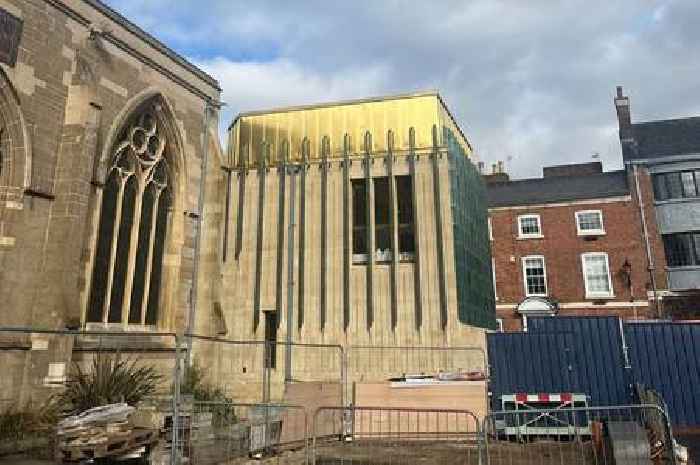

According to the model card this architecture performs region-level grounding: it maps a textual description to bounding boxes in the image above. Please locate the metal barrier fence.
[187,335,344,404]
[0,327,682,465]
[311,406,483,465]
[482,404,677,465]
[171,401,309,464]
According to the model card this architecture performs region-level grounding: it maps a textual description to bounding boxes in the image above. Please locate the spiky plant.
[60,355,162,414]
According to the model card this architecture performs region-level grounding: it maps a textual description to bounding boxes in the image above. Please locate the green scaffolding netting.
[446,128,497,329]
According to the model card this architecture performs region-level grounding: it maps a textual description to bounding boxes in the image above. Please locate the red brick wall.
[490,196,655,331]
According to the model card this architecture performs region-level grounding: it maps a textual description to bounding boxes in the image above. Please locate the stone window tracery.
[0,126,5,178]
[87,107,172,326]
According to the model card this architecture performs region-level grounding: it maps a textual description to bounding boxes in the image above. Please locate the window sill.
[517,235,544,240]
[84,323,159,332]
[666,265,700,271]
[577,231,606,237]
[654,197,700,206]
[585,294,615,300]
[525,293,548,298]
[353,254,368,265]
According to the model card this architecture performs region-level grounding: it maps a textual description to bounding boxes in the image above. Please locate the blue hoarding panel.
[487,331,579,410]
[624,322,700,427]
[528,316,631,407]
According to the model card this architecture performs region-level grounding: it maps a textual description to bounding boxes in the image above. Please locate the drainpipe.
[632,163,660,317]
[187,99,214,364]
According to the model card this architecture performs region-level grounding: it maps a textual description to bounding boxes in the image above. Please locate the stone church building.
[0,0,227,402]
[0,0,494,402]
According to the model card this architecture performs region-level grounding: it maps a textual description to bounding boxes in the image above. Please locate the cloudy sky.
[107,0,700,178]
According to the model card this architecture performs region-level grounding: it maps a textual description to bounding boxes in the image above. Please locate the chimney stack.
[491,163,497,174]
[497,160,504,173]
[614,86,631,131]
[477,161,484,173]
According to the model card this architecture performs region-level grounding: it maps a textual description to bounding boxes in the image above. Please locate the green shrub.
[60,355,162,414]
[0,399,61,441]
[181,361,237,426]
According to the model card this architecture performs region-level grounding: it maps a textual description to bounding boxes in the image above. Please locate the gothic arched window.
[87,107,172,326]
[0,126,5,179]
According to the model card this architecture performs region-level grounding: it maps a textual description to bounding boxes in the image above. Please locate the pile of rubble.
[56,403,158,462]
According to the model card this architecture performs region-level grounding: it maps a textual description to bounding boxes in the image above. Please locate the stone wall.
[0,0,222,402]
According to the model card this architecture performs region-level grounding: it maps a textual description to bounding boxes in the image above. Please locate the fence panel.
[312,406,482,465]
[173,401,308,464]
[625,321,700,427]
[483,404,676,465]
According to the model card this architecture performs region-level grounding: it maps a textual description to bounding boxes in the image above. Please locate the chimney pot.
[491,163,497,174]
[616,86,623,98]
[497,160,504,173]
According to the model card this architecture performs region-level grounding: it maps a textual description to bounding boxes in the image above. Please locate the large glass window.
[352,179,368,263]
[581,253,613,298]
[373,177,391,262]
[395,175,415,260]
[522,255,547,296]
[663,232,700,267]
[653,171,700,201]
[87,107,171,326]
[518,214,542,238]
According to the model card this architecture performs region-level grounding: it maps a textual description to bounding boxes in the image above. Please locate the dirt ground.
[0,456,54,465]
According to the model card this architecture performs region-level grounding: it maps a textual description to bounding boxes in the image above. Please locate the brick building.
[615,87,700,319]
[486,162,654,331]
[487,86,700,331]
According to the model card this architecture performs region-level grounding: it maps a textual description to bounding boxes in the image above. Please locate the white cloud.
[195,57,392,146]
[109,0,700,178]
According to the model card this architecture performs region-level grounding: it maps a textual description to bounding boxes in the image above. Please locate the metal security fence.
[171,401,309,464]
[311,406,483,465]
[482,404,677,465]
[186,335,344,404]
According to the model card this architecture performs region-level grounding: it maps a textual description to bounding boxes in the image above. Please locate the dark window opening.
[396,175,415,259]
[87,171,119,322]
[374,177,391,262]
[109,176,137,323]
[663,232,700,267]
[654,171,700,201]
[264,311,277,369]
[0,127,4,177]
[352,179,368,262]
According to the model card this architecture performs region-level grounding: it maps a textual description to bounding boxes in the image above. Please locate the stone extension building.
[219,93,496,398]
